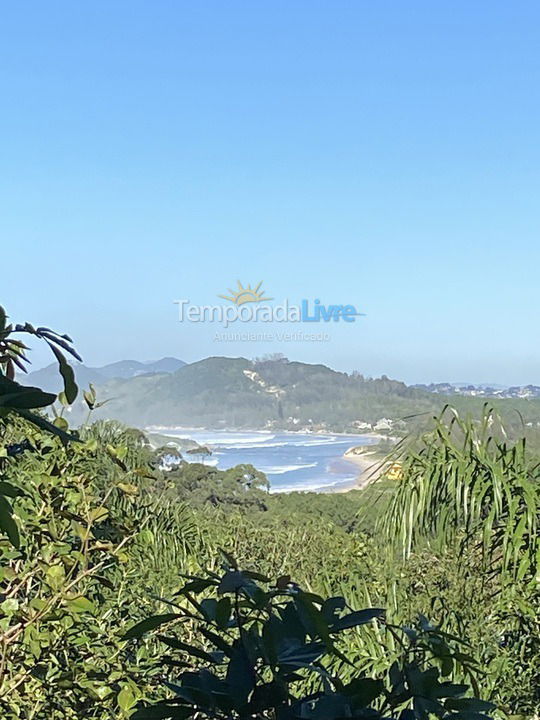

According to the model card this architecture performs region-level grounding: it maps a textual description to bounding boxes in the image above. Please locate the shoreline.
[145,424,388,442]
[338,449,385,492]
[311,450,384,494]
[150,426,387,495]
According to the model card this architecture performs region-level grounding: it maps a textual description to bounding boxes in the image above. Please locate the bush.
[128,559,494,720]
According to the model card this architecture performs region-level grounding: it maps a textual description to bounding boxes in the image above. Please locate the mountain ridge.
[22,357,186,395]
[23,355,540,433]
[70,355,540,432]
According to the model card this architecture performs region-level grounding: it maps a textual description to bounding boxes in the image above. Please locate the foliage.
[382,406,540,581]
[380,406,540,715]
[0,412,200,718]
[129,560,493,720]
[162,461,270,510]
[0,305,81,436]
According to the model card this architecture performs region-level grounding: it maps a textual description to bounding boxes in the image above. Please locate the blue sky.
[1,1,539,385]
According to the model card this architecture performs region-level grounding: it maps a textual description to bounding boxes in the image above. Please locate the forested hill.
[63,356,540,431]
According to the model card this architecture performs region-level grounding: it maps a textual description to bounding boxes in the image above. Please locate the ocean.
[160,429,378,492]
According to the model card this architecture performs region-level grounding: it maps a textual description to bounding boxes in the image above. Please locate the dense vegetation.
[1,308,539,718]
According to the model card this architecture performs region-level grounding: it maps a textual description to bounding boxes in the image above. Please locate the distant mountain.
[96,357,186,380]
[23,363,106,395]
[22,357,186,395]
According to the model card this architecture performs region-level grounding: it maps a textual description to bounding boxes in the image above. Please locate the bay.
[161,428,378,492]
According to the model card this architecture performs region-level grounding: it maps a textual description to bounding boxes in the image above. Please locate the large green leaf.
[330,608,384,632]
[0,496,20,548]
[16,408,79,442]
[226,644,255,709]
[343,677,384,706]
[47,342,78,404]
[277,641,325,667]
[123,613,180,640]
[0,387,56,409]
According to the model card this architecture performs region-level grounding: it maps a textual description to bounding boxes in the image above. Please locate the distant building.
[353,420,372,431]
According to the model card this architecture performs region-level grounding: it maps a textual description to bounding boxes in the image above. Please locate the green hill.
[78,356,540,432]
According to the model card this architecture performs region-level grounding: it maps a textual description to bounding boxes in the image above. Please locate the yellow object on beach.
[385,462,403,480]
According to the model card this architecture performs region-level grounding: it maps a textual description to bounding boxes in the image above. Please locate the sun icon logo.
[219,281,273,306]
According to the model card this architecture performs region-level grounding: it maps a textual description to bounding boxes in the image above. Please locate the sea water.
[160,429,377,492]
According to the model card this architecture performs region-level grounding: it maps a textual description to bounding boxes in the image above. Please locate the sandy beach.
[338,449,384,491]
[313,450,382,494]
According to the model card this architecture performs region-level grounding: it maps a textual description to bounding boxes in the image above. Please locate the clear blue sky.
[1,1,539,385]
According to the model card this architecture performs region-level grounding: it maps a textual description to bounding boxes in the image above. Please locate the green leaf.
[330,608,384,632]
[0,387,56,409]
[47,343,78,404]
[219,549,239,569]
[0,496,20,548]
[343,677,384,705]
[218,570,255,594]
[66,596,96,614]
[157,635,218,663]
[117,483,139,495]
[57,391,69,407]
[46,564,66,590]
[294,592,332,645]
[226,644,255,709]
[434,683,469,699]
[1,598,19,615]
[176,578,217,595]
[117,685,137,712]
[199,627,234,658]
[123,613,180,640]
[0,482,23,498]
[83,386,96,410]
[446,698,496,712]
[54,416,69,431]
[16,408,79,442]
[277,641,325,667]
[241,570,270,582]
[215,597,231,629]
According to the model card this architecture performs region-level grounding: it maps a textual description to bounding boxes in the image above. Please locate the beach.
[154,428,381,493]
[337,448,384,492]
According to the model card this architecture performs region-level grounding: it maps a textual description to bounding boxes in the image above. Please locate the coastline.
[313,450,384,494]
[145,424,388,442]
[338,449,384,492]
[150,426,387,495]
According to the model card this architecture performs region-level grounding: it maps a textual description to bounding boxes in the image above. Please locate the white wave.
[210,434,276,445]
[216,441,287,450]
[184,456,219,467]
[220,435,369,450]
[258,462,318,475]
[270,475,357,493]
[168,432,276,447]
[290,437,339,447]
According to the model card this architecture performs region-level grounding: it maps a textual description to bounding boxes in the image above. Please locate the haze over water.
[163,429,377,492]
